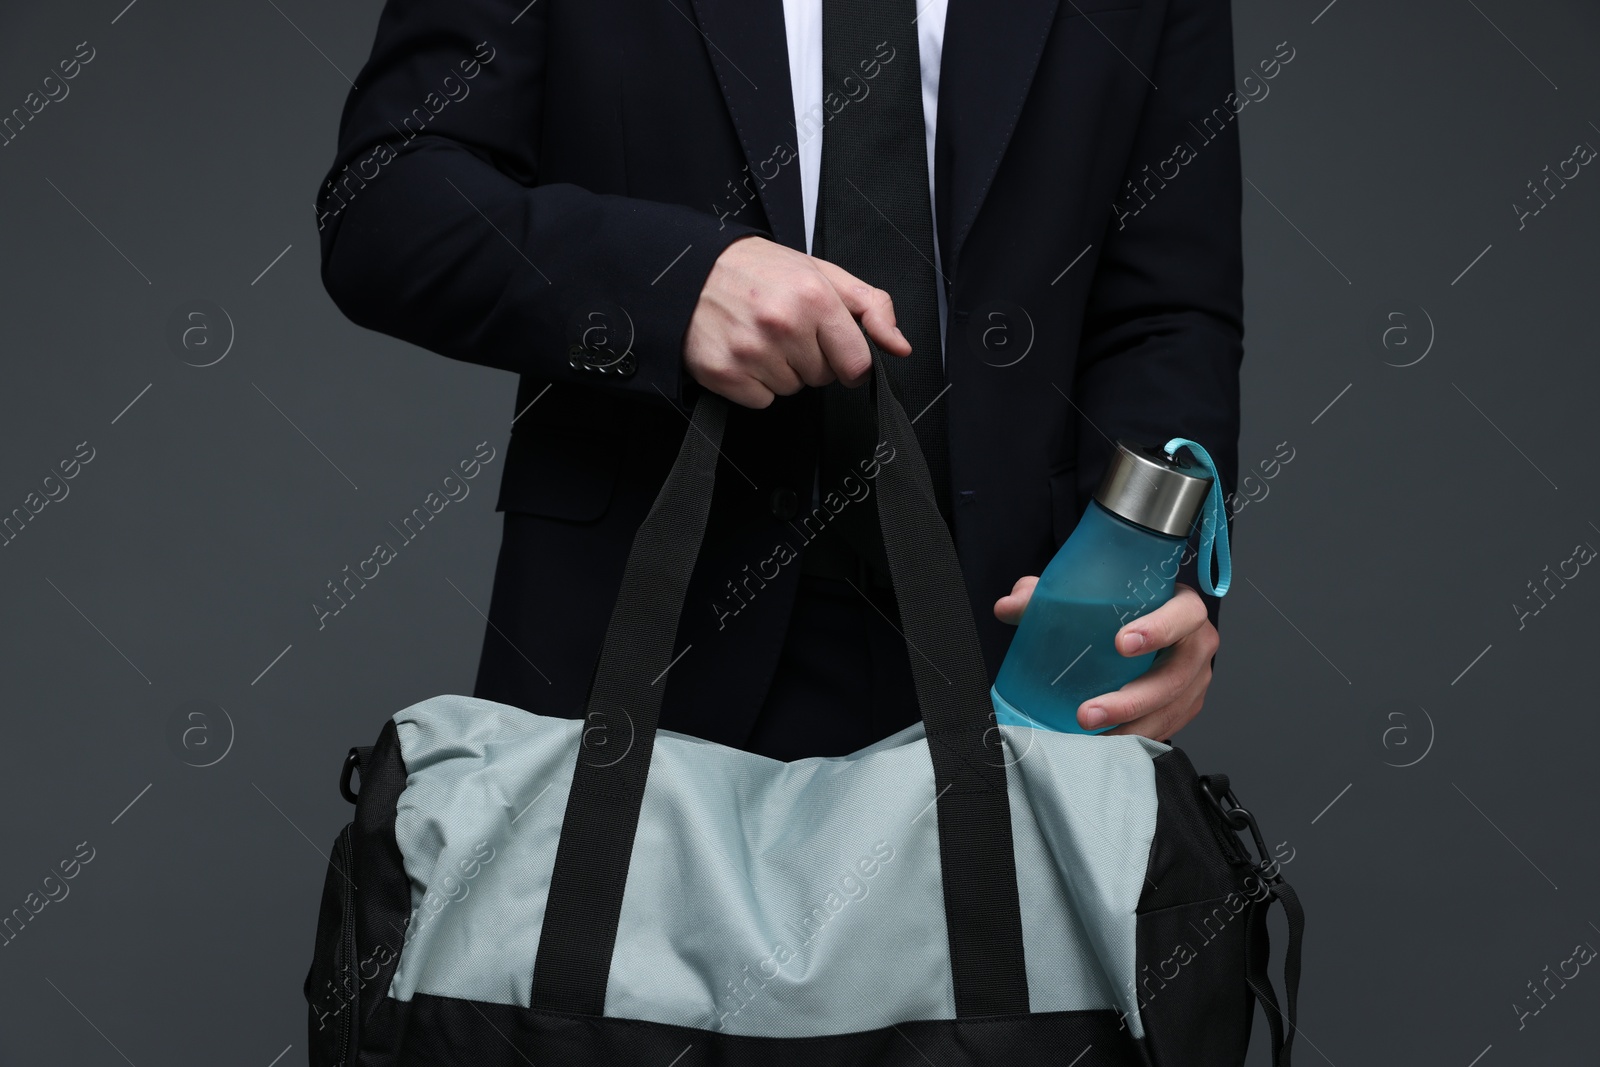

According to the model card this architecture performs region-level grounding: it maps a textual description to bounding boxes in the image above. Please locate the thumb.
[811,259,911,357]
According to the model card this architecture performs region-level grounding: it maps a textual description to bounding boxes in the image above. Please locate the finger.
[703,362,778,409]
[812,259,910,359]
[689,347,783,408]
[993,575,1039,625]
[812,296,874,387]
[801,263,874,385]
[1114,581,1210,657]
[1079,629,1213,730]
[754,270,842,389]
[1103,666,1209,741]
[743,341,809,398]
[724,377,779,409]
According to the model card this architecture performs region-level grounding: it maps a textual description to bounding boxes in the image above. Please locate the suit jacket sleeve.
[315,0,764,408]
[1073,0,1245,636]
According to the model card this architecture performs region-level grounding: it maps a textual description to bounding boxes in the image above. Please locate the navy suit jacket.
[316,0,1244,749]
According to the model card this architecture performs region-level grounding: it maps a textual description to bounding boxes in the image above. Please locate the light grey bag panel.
[608,721,956,1037]
[383,696,1167,1041]
[387,697,581,1008]
[1001,725,1170,1027]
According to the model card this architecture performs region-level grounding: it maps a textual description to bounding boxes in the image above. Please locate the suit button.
[768,486,799,520]
[569,344,637,378]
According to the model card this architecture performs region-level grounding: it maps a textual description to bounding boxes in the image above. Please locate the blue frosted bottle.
[991,438,1232,734]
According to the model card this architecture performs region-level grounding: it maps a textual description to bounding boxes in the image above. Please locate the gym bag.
[303,355,1303,1065]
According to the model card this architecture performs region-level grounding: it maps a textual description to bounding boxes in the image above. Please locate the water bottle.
[991,437,1232,734]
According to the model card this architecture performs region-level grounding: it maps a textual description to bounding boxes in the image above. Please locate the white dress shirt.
[781,0,950,364]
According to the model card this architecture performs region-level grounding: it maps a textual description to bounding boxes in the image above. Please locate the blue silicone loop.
[1162,437,1231,597]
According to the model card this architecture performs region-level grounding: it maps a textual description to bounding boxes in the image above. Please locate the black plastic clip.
[339,747,362,805]
[1199,774,1282,886]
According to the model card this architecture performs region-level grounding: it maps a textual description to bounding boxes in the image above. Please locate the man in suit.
[316,0,1240,759]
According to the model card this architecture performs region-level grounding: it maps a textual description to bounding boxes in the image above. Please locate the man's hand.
[994,578,1218,742]
[684,235,911,408]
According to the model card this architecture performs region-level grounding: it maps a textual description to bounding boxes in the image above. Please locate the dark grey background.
[1,1,1595,1063]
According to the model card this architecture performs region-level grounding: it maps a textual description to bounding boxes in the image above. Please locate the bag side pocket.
[303,822,359,1067]
[1134,749,1262,1063]
[1135,894,1255,1066]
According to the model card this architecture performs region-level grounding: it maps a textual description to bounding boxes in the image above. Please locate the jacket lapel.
[686,0,808,251]
[935,0,1062,277]
[687,0,1063,273]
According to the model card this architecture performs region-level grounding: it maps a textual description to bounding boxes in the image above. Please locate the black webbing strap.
[530,357,1030,1018]
[1245,879,1304,1066]
[530,393,727,1014]
[864,353,1030,1017]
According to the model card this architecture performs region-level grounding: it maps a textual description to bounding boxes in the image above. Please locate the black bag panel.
[306,722,416,1067]
[1134,749,1292,1065]
[358,992,1145,1066]
[1138,748,1253,915]
[305,822,359,1067]
[1130,749,1256,1065]
[1133,896,1254,1067]
[342,719,416,1059]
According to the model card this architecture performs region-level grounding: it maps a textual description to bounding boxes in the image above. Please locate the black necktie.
[811,0,952,578]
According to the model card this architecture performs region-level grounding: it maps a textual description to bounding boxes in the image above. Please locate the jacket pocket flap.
[494,426,625,522]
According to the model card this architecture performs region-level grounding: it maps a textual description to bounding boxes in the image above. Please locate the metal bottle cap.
[1092,439,1213,537]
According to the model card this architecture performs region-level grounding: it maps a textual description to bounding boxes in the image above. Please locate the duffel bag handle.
[532,354,1031,1019]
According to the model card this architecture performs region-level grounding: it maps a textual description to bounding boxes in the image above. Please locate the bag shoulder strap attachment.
[1200,775,1302,1066]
